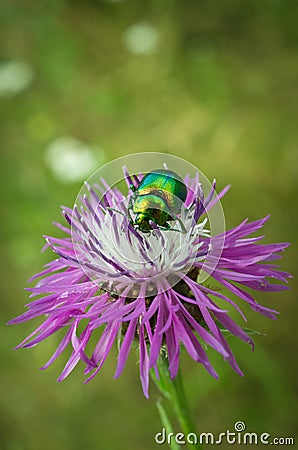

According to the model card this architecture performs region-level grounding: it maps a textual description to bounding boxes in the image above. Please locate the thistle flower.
[8,166,291,398]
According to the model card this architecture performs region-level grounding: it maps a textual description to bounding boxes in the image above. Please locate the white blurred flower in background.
[45,136,106,183]
[122,22,160,55]
[0,60,34,97]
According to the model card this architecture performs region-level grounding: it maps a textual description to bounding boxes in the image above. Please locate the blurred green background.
[1,0,297,449]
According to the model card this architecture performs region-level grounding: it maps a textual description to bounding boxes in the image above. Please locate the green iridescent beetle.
[128,169,188,233]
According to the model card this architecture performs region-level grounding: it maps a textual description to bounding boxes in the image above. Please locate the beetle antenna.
[106,207,126,217]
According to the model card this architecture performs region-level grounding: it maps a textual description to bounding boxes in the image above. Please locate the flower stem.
[151,355,203,449]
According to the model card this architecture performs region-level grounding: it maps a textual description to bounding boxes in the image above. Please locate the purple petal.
[114,317,138,378]
[139,325,150,398]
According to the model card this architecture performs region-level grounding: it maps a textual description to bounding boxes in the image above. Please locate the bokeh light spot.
[122,23,160,55]
[45,137,105,183]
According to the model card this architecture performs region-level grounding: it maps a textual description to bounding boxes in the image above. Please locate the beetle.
[127,169,188,233]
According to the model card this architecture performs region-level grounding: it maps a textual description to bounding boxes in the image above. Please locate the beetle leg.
[127,205,134,224]
[160,226,185,233]
[175,217,187,233]
[157,217,187,233]
[127,194,137,226]
[127,194,133,210]
[155,220,186,234]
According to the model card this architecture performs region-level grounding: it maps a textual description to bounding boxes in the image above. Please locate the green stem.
[151,355,203,450]
[171,366,197,437]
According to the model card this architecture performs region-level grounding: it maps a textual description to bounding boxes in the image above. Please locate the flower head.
[9,165,291,397]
